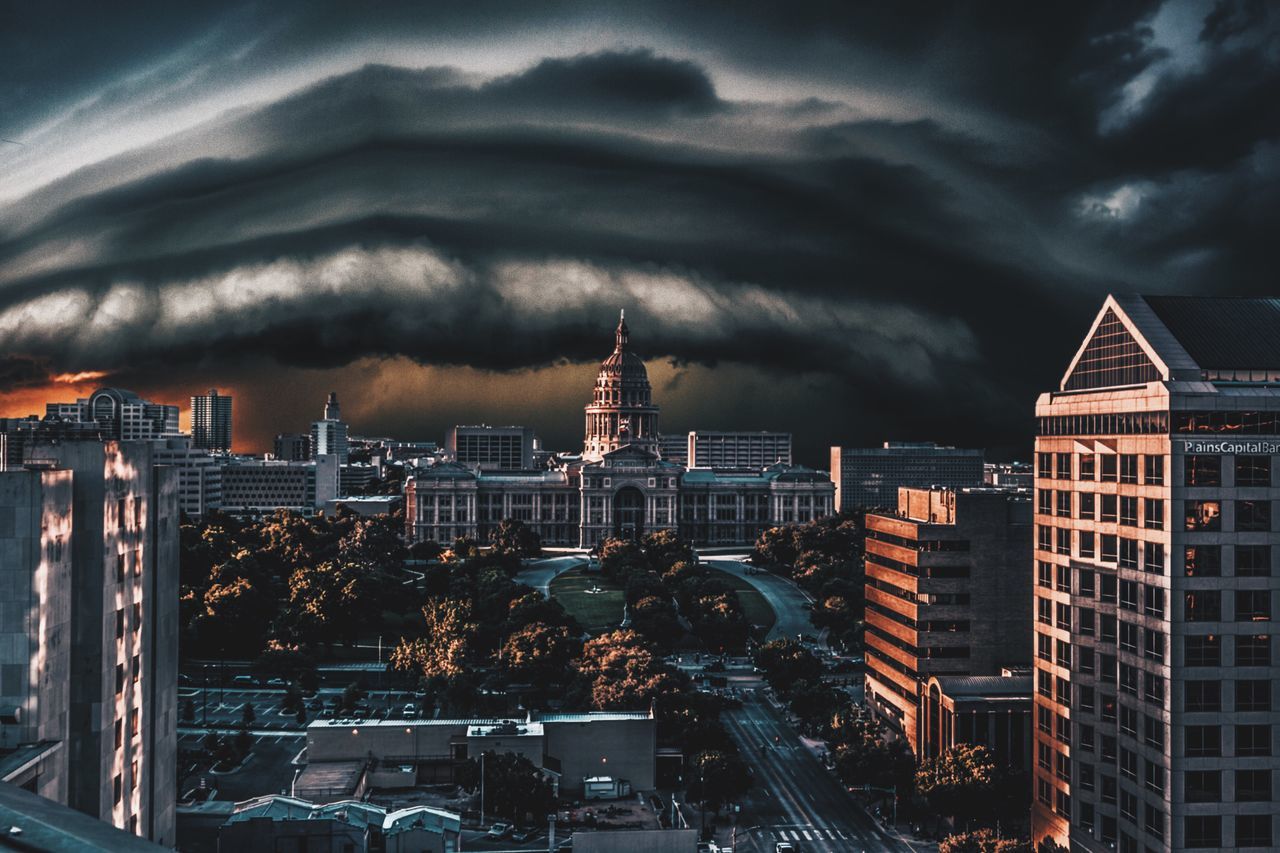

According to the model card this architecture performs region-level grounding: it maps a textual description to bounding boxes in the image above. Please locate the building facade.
[405,315,833,548]
[920,673,1032,773]
[447,425,536,471]
[219,456,339,513]
[273,432,312,461]
[311,392,349,464]
[190,388,232,452]
[1033,295,1280,852]
[0,467,74,804]
[45,388,179,442]
[687,431,793,470]
[150,436,222,518]
[14,441,179,846]
[864,486,1031,754]
[831,441,985,512]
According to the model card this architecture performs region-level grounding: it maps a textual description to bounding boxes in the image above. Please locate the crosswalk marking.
[802,829,812,840]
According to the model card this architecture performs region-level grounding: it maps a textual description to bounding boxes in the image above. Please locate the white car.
[401,703,417,717]
[487,822,512,839]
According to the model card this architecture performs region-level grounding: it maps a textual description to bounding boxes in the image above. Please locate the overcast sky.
[2,1,1278,463]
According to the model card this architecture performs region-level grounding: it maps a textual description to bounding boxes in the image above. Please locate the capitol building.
[405,313,835,548]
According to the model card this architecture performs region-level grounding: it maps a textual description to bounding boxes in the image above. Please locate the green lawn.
[548,569,626,635]
[702,567,777,633]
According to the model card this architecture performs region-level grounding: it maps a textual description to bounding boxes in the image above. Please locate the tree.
[490,519,542,558]
[233,726,253,758]
[286,559,393,646]
[295,706,307,726]
[916,744,998,825]
[195,574,274,658]
[499,622,575,683]
[457,752,554,824]
[753,639,823,696]
[687,750,751,810]
[252,641,317,687]
[787,680,843,726]
[828,707,914,793]
[242,703,256,726]
[574,630,683,710]
[939,829,1031,853]
[391,599,477,679]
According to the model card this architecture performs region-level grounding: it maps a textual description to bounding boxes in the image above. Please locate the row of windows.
[1039,409,1280,437]
[1184,679,1272,712]
[1036,528,1166,571]
[1038,452,1163,483]
[1037,491,1164,529]
[1184,633,1272,666]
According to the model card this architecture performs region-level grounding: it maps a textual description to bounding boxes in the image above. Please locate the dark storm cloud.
[1,0,1278,454]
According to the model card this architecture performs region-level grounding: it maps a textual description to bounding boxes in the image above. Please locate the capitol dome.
[583,310,660,460]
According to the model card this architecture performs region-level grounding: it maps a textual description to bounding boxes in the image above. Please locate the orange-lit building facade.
[864,486,1031,753]
[1033,295,1280,852]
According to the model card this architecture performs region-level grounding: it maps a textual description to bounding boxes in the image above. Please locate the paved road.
[703,557,816,643]
[517,555,587,597]
[723,691,916,853]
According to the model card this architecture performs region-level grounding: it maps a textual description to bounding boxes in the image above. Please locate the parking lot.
[179,685,431,733]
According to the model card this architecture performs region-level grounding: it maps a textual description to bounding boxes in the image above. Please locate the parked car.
[775,843,795,853]
[402,703,417,717]
[232,675,254,685]
[307,698,324,711]
[511,828,536,842]
[487,822,512,839]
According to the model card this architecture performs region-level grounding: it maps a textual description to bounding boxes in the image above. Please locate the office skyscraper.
[311,392,349,464]
[830,442,985,512]
[1033,296,1280,851]
[190,388,232,452]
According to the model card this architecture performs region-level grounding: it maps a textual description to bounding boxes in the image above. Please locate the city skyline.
[5,3,1280,463]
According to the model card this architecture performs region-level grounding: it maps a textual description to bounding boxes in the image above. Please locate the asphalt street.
[723,690,916,853]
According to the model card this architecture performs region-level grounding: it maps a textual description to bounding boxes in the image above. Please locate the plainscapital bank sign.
[1181,439,1280,454]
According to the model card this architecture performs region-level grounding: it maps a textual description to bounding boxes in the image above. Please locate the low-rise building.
[447,425,536,471]
[218,796,460,853]
[687,430,792,470]
[919,673,1032,772]
[219,455,339,512]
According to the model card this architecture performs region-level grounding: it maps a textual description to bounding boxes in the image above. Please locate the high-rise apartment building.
[447,425,535,471]
[830,442,984,512]
[0,467,74,803]
[864,486,1032,754]
[9,441,178,845]
[687,431,792,470]
[190,388,232,452]
[1033,295,1280,852]
[312,392,349,464]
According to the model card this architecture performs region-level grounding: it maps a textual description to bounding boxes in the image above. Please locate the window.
[1185,770,1221,803]
[1120,705,1138,736]
[1120,579,1138,610]
[1120,454,1138,484]
[130,760,137,791]
[1143,628,1164,661]
[1080,684,1096,713]
[1038,705,1052,734]
[1102,534,1118,563]
[1037,777,1051,806]
[1143,454,1163,485]
[114,719,123,750]
[1120,621,1138,653]
[1079,530,1095,559]
[1184,815,1220,848]
[1186,680,1221,712]
[1057,452,1073,480]
[1080,492,1096,519]
[1236,499,1271,532]
[1120,787,1137,820]
[1039,453,1053,479]
[1236,724,1272,757]
[1101,573,1118,603]
[1101,494,1118,523]
[1185,545,1221,576]
[1101,655,1117,686]
[1038,742,1051,770]
[1102,455,1118,482]
[1144,672,1164,704]
[1185,454,1221,486]
[115,608,125,640]
[1236,590,1271,622]
[1236,545,1271,577]
[1079,569,1095,597]
[1236,454,1271,487]
[1185,634,1221,666]
[1144,714,1164,749]
[1057,527,1071,555]
[1120,663,1137,694]
[1119,538,1139,569]
[131,654,139,684]
[1101,613,1117,643]
[1185,725,1221,757]
[1102,775,1117,805]
[1185,500,1221,531]
[1056,789,1070,819]
[1144,802,1163,840]
[113,774,122,805]
[1102,735,1118,761]
[1038,633,1052,662]
[1079,607,1096,636]
[1236,815,1272,849]
[115,664,124,696]
[1038,598,1052,626]
[1185,590,1221,621]
[1143,539,1165,575]
[1236,768,1272,802]
[116,553,125,584]
[1057,491,1071,517]
[1142,586,1164,618]
[132,602,141,629]
[1143,498,1164,530]
[1057,603,1072,630]
[1038,525,1053,552]
[1237,634,1271,666]
[1039,489,1053,515]
[1236,679,1270,712]
[1057,676,1071,706]
[1038,561,1053,588]
[1056,750,1071,781]
[1101,814,1117,844]
[1080,454,1096,480]
[1079,762,1095,791]
[1057,564,1072,592]
[1079,722,1095,751]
